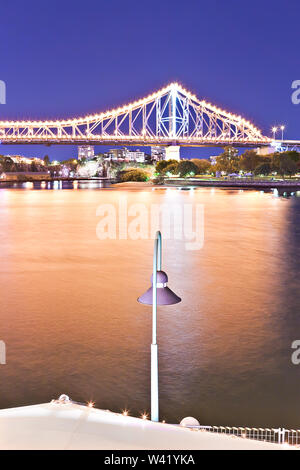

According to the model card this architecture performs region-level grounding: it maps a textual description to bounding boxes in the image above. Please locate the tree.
[0,157,15,172]
[272,153,298,177]
[239,150,262,172]
[281,151,300,163]
[214,147,240,174]
[30,161,38,172]
[177,160,198,177]
[120,169,149,182]
[191,159,211,174]
[254,162,272,176]
[281,158,298,177]
[155,159,178,174]
[163,162,178,175]
[43,155,50,166]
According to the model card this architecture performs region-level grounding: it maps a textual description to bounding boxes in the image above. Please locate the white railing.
[185,425,300,446]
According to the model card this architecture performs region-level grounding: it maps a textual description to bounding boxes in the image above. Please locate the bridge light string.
[0,82,267,140]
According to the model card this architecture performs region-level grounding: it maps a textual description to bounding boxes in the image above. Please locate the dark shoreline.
[0,176,116,184]
[164,178,300,190]
[1,176,300,192]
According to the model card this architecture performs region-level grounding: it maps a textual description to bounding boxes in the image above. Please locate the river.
[0,181,299,428]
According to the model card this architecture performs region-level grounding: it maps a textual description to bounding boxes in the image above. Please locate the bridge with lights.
[0,82,299,153]
[0,83,274,147]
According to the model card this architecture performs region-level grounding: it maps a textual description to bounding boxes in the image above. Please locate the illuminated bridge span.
[0,83,272,147]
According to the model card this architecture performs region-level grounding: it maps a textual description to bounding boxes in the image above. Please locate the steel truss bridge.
[0,83,273,147]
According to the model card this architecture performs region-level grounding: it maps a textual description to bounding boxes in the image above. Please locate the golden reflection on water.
[0,185,299,427]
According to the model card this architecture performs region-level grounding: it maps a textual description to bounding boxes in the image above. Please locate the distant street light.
[138,231,181,422]
[272,127,278,140]
[280,125,285,141]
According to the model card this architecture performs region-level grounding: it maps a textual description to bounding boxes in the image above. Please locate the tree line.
[155,147,300,178]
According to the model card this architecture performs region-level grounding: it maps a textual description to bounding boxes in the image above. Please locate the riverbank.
[164,177,300,190]
[2,175,300,192]
[0,176,116,184]
[111,181,154,189]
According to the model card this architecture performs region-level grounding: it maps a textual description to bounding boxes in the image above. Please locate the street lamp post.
[138,231,181,422]
[280,125,285,141]
[272,127,277,140]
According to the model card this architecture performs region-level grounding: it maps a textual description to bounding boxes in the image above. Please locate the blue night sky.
[0,0,299,161]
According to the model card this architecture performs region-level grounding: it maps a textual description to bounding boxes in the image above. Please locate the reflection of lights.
[73,180,78,189]
[53,181,59,190]
[41,181,46,189]
[24,182,33,189]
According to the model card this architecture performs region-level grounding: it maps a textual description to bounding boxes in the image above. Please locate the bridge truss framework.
[0,83,271,147]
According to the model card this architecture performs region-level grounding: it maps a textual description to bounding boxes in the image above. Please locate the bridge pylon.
[165,145,180,161]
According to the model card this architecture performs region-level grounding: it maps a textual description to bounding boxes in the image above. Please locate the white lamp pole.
[151,231,161,422]
[137,231,181,423]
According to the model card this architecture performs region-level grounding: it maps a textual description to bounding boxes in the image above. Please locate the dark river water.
[0,180,300,428]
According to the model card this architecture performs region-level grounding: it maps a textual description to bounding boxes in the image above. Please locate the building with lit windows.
[151,146,166,161]
[107,148,146,162]
[78,145,95,160]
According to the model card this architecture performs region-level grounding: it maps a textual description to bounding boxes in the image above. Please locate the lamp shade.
[137,271,181,306]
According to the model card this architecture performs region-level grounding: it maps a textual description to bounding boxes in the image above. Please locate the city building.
[125,149,146,163]
[165,146,180,161]
[107,148,146,163]
[107,148,126,160]
[78,145,95,160]
[151,146,166,161]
